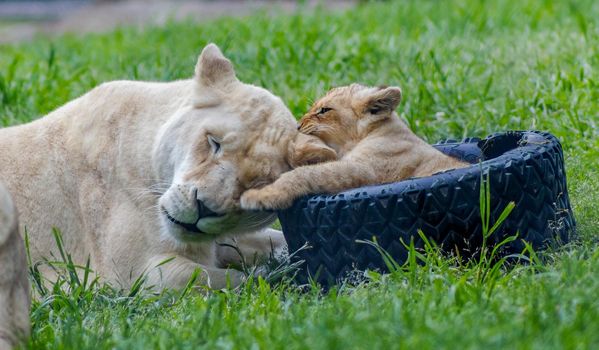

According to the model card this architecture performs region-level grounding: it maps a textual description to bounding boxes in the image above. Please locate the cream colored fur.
[0,44,312,291]
[241,84,469,210]
[0,183,30,350]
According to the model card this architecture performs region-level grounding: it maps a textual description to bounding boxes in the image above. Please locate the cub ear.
[288,133,338,168]
[364,86,402,116]
[195,43,239,89]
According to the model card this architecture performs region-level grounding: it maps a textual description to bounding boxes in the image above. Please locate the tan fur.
[0,183,30,350]
[241,83,469,210]
[0,44,314,291]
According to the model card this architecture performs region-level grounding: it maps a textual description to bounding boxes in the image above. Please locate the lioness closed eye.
[240,83,469,210]
[0,43,329,291]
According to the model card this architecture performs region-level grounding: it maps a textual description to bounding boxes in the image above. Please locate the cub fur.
[241,83,469,210]
[0,44,328,291]
[0,183,30,350]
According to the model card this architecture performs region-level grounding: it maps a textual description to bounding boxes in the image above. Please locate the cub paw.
[240,188,294,211]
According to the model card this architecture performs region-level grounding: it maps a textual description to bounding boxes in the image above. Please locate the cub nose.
[196,199,221,219]
[298,116,312,132]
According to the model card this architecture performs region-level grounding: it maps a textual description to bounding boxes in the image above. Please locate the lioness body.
[241,84,469,210]
[0,44,299,290]
[0,184,29,350]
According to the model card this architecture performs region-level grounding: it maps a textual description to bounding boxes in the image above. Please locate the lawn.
[1,0,598,349]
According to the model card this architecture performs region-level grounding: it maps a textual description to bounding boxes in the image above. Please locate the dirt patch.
[0,0,356,43]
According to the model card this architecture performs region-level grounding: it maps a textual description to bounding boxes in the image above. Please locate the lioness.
[241,84,469,210]
[0,44,330,290]
[0,183,29,350]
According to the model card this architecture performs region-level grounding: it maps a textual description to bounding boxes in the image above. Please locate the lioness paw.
[240,188,294,211]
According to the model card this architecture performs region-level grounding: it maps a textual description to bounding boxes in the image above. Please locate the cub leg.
[241,160,376,210]
[144,255,245,291]
[215,228,287,268]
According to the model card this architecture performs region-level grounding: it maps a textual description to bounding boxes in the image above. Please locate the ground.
[0,0,354,43]
[0,0,598,349]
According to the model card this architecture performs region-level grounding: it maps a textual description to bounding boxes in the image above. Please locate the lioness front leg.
[145,255,245,291]
[215,228,287,268]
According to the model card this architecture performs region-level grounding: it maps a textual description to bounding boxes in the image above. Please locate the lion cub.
[0,184,30,350]
[241,84,468,210]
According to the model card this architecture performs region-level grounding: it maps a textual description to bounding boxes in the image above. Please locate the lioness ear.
[288,133,337,168]
[195,43,239,89]
[364,86,402,116]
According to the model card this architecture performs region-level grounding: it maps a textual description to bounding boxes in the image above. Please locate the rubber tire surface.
[278,131,575,287]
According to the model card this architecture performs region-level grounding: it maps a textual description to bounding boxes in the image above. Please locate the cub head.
[154,44,333,242]
[298,84,402,155]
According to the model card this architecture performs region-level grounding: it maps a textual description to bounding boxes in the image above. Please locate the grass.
[1,0,598,348]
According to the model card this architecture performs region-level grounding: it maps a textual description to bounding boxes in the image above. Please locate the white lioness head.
[154,44,333,242]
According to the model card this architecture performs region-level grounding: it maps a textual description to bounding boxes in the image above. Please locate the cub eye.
[317,107,332,115]
[207,135,221,154]
[368,106,382,114]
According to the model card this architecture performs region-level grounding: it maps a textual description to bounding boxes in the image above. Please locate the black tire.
[278,131,576,287]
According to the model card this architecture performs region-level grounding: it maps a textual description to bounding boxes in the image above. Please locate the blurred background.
[0,0,355,43]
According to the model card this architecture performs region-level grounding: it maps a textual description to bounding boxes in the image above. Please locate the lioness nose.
[196,199,221,219]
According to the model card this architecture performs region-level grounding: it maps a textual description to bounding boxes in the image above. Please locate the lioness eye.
[207,135,221,154]
[317,107,332,115]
